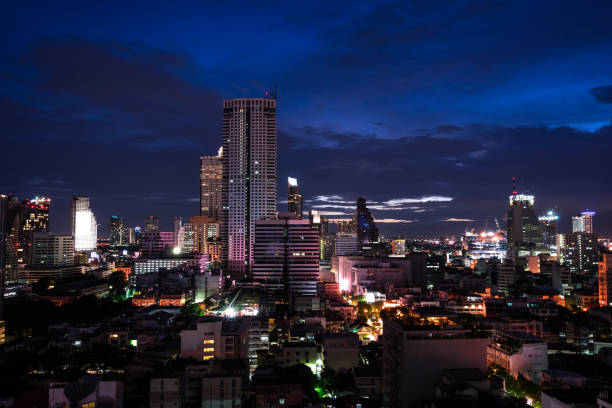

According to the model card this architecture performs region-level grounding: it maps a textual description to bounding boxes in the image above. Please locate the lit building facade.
[70,196,97,252]
[110,215,129,246]
[572,210,595,234]
[287,177,303,219]
[183,216,220,262]
[463,230,506,260]
[335,233,359,256]
[252,213,319,296]
[221,97,277,280]
[145,215,159,233]
[557,232,599,274]
[200,148,223,220]
[539,210,559,254]
[599,254,612,307]
[506,181,544,258]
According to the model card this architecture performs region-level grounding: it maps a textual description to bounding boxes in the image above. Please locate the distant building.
[221,97,278,280]
[49,381,123,408]
[495,261,516,295]
[506,178,544,258]
[200,148,223,220]
[572,210,595,234]
[31,232,74,267]
[391,239,406,256]
[110,215,129,246]
[335,233,359,256]
[70,196,97,252]
[539,210,559,253]
[141,231,175,258]
[599,254,612,307]
[353,197,378,246]
[183,216,220,260]
[557,232,599,274]
[132,254,209,277]
[287,177,303,219]
[145,215,159,233]
[252,212,319,297]
[486,331,548,382]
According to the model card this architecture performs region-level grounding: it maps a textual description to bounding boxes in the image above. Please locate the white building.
[70,196,97,252]
[335,233,359,256]
[221,97,278,280]
[486,330,548,382]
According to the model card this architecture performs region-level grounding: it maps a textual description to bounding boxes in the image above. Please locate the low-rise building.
[486,330,548,382]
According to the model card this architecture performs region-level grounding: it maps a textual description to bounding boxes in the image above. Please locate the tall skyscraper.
[109,215,126,246]
[353,197,378,246]
[221,97,277,279]
[572,210,595,233]
[538,210,559,253]
[287,177,303,219]
[252,212,319,297]
[174,216,185,251]
[557,232,599,274]
[200,148,223,219]
[70,196,97,252]
[506,178,543,257]
[145,216,159,233]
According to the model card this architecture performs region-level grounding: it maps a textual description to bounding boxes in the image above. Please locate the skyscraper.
[506,178,543,257]
[200,148,223,220]
[0,195,7,342]
[109,215,126,246]
[252,212,319,297]
[287,177,303,219]
[353,197,378,246]
[572,210,595,233]
[538,210,559,253]
[70,196,97,252]
[221,97,277,279]
[145,216,159,233]
[557,232,599,274]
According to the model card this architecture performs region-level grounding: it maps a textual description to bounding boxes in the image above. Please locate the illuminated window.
[203,355,214,360]
[203,348,214,353]
[203,339,214,344]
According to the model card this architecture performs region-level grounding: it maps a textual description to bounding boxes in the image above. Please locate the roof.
[502,330,544,341]
[442,368,488,382]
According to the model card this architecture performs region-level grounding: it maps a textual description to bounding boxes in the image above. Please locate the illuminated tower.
[506,178,543,257]
[538,210,559,253]
[70,196,97,252]
[572,210,595,234]
[287,177,303,219]
[221,97,277,280]
[110,215,125,246]
[200,148,223,220]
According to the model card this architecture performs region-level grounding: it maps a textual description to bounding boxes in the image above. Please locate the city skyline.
[2,2,612,237]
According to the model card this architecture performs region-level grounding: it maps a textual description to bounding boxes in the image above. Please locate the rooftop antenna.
[512,177,517,195]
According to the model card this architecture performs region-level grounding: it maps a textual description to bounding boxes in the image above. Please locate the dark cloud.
[590,85,612,103]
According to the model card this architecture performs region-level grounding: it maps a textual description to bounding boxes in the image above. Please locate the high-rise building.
[252,212,319,297]
[506,178,543,258]
[221,97,277,279]
[572,210,595,234]
[145,216,159,233]
[353,197,378,246]
[335,233,359,256]
[183,216,220,262]
[174,217,185,251]
[0,195,8,342]
[538,210,559,254]
[31,232,75,267]
[70,196,97,252]
[200,148,223,219]
[599,254,612,307]
[557,232,599,274]
[110,215,128,246]
[287,177,303,219]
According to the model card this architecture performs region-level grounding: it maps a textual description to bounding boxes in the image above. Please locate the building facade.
[70,196,97,252]
[252,213,319,297]
[287,177,303,219]
[221,97,278,280]
[200,148,223,220]
[557,232,599,274]
[506,185,543,258]
[353,197,378,246]
[599,254,612,307]
[31,232,74,267]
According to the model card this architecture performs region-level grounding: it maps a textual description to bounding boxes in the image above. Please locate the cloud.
[590,85,612,103]
[442,218,474,222]
[376,218,417,224]
[384,196,454,206]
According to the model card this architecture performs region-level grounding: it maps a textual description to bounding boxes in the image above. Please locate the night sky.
[2,1,612,237]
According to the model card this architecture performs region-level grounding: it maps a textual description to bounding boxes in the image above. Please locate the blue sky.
[2,1,612,236]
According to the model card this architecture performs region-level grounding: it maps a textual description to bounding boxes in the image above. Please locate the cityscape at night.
[2,1,612,407]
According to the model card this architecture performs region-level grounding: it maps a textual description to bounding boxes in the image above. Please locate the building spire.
[512,177,517,195]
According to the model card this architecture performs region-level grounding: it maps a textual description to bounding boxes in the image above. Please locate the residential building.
[557,232,599,274]
[486,330,548,382]
[149,377,181,408]
[180,317,249,360]
[183,216,220,260]
[221,97,278,280]
[31,232,74,267]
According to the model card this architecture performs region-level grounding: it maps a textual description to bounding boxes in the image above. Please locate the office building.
[70,196,97,252]
[506,178,544,257]
[145,215,159,233]
[599,254,612,307]
[353,197,378,246]
[572,210,595,234]
[557,232,599,274]
[31,233,74,267]
[287,177,303,219]
[174,216,184,251]
[132,254,209,276]
[383,319,488,407]
[495,261,516,295]
[539,210,559,253]
[200,148,223,220]
[0,195,7,343]
[221,97,278,280]
[141,231,176,258]
[252,212,319,296]
[335,233,359,256]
